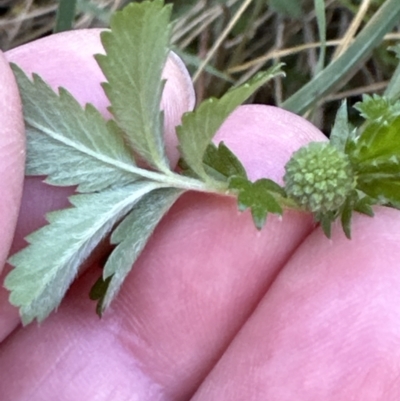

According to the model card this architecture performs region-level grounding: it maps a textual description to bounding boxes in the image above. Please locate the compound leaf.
[5,181,161,324]
[354,106,400,161]
[94,187,182,314]
[202,142,247,182]
[229,176,285,229]
[177,65,284,182]
[12,64,139,192]
[95,0,172,171]
[354,94,400,125]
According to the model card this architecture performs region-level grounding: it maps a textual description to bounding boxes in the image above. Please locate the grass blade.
[282,0,400,115]
[54,0,77,32]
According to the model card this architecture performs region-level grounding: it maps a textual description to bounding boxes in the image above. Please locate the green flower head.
[283,142,355,213]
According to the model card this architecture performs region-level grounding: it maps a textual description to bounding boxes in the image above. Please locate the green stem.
[121,164,228,194]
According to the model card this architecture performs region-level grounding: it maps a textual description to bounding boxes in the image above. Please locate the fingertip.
[6,29,195,166]
[214,104,327,183]
[0,51,25,272]
[192,207,400,400]
[162,51,195,164]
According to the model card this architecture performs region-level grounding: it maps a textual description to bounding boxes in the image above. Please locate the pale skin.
[0,30,400,401]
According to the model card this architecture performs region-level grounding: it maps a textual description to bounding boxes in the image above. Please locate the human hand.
[1,30,400,401]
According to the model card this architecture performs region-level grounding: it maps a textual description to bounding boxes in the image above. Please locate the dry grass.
[1,0,399,132]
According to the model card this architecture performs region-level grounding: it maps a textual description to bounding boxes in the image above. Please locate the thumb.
[0,51,25,273]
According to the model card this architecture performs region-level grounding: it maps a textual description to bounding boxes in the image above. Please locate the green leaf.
[330,100,351,153]
[5,181,161,325]
[356,175,400,208]
[177,64,284,182]
[89,275,112,317]
[316,211,336,239]
[202,142,247,182]
[229,176,285,229]
[353,192,375,217]
[354,115,400,162]
[340,198,353,239]
[339,191,375,239]
[95,0,173,172]
[92,187,182,314]
[178,141,247,183]
[11,64,139,192]
[354,94,400,125]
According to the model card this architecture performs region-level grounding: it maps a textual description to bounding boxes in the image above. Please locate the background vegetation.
[1,0,399,134]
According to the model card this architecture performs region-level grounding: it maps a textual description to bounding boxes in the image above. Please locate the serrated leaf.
[354,94,400,125]
[356,177,400,208]
[330,100,350,152]
[350,112,400,207]
[5,181,162,325]
[11,64,140,192]
[354,115,400,162]
[229,176,284,229]
[340,198,353,239]
[95,0,172,171]
[353,192,375,217]
[93,188,182,314]
[202,142,247,182]
[177,65,284,182]
[317,212,335,239]
[89,275,112,317]
[339,191,375,239]
[178,141,247,183]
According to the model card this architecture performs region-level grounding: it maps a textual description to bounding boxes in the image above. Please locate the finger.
[5,27,194,247]
[0,51,25,340]
[0,51,24,272]
[213,104,327,183]
[0,28,195,341]
[191,207,400,401]
[6,28,195,167]
[0,105,326,400]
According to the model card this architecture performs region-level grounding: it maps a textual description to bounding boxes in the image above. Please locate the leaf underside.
[11,64,139,192]
[95,0,173,171]
[6,182,161,325]
[93,187,182,314]
[11,0,392,325]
